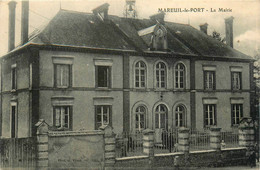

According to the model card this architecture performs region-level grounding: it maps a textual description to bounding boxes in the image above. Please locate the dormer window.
[138,24,168,51]
[92,3,110,21]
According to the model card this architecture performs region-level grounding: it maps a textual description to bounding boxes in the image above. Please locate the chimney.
[92,3,110,21]
[199,23,208,35]
[21,1,29,45]
[8,1,17,52]
[225,16,234,48]
[150,12,165,24]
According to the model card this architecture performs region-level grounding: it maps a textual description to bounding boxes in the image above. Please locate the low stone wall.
[48,131,105,169]
[114,148,247,169]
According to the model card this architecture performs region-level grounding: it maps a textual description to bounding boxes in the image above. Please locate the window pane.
[155,114,159,128]
[98,66,109,87]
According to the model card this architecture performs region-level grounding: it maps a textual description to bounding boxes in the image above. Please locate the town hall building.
[0,2,255,140]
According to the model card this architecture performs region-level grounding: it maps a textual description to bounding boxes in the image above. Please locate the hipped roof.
[9,9,253,60]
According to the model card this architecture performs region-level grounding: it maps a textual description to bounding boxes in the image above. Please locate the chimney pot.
[199,23,208,35]
[8,1,17,52]
[21,1,29,45]
[225,16,234,48]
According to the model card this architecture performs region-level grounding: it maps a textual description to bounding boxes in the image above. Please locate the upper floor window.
[155,62,167,88]
[53,56,74,88]
[175,105,186,127]
[96,66,111,88]
[54,64,72,88]
[204,71,216,90]
[204,104,217,127]
[175,63,185,89]
[155,104,168,130]
[95,105,112,129]
[231,104,243,126]
[11,64,17,90]
[135,61,146,88]
[231,72,242,90]
[53,106,72,130]
[135,106,146,132]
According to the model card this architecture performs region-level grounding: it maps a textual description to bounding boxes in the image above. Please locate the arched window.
[175,63,185,89]
[135,106,146,131]
[155,62,167,88]
[175,105,186,127]
[155,104,168,129]
[135,61,146,88]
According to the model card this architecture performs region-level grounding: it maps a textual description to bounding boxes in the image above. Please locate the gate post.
[35,119,49,168]
[210,127,221,151]
[239,117,255,148]
[143,129,154,157]
[178,127,190,153]
[99,125,116,168]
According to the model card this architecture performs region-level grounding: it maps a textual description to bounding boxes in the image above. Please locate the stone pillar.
[35,119,49,168]
[178,127,190,153]
[210,127,221,151]
[99,125,116,168]
[143,129,154,157]
[239,121,255,148]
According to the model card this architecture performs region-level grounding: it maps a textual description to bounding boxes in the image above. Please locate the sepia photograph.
[0,0,259,169]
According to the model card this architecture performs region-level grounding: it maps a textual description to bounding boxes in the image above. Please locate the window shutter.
[69,107,73,130]
[203,105,206,127]
[95,105,98,130]
[109,105,112,127]
[214,105,217,126]
[203,71,206,90]
[213,72,216,90]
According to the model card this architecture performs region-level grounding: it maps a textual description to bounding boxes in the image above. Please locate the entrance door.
[154,104,168,143]
[11,105,17,138]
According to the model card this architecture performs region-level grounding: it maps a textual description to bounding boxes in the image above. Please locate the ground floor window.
[231,104,243,126]
[204,104,216,127]
[53,106,72,130]
[175,105,186,127]
[155,104,168,130]
[135,106,146,132]
[95,105,112,129]
[10,104,17,138]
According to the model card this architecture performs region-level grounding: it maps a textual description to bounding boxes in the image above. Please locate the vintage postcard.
[0,0,259,169]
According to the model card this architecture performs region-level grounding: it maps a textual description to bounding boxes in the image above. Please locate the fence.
[190,130,210,151]
[221,131,239,148]
[0,137,37,168]
[115,131,143,158]
[116,129,240,158]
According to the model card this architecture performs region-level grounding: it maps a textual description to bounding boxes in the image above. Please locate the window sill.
[231,90,242,93]
[11,89,17,93]
[96,87,112,91]
[154,88,169,92]
[203,90,216,93]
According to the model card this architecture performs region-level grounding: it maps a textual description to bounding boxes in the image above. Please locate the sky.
[0,0,260,57]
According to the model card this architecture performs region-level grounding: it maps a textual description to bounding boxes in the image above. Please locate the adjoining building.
[0,2,255,140]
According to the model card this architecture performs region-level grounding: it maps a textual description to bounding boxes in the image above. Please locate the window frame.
[231,104,243,126]
[204,104,217,127]
[155,104,168,130]
[135,106,146,132]
[95,66,111,88]
[231,72,242,91]
[10,102,18,138]
[134,61,147,88]
[54,64,72,88]
[95,105,112,130]
[204,71,216,90]
[175,105,186,127]
[155,61,167,89]
[53,106,73,131]
[174,63,186,89]
[11,64,17,90]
